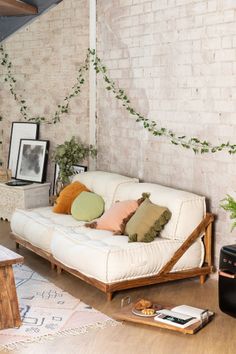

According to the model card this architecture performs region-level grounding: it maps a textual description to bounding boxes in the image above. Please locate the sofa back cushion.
[114,182,206,241]
[72,171,138,210]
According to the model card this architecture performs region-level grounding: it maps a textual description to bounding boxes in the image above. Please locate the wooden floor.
[0,220,235,354]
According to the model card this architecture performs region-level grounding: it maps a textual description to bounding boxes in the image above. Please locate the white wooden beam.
[89,0,97,170]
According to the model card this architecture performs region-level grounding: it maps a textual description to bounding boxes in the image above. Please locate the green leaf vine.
[220,194,236,231]
[1,45,236,154]
[0,45,89,124]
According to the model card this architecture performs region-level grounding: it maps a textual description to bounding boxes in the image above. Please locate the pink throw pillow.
[86,200,139,234]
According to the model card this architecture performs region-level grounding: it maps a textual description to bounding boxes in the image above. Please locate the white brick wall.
[0,0,89,183]
[1,0,236,270]
[97,0,236,268]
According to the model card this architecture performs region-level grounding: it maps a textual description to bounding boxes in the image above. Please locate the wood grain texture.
[158,213,214,275]
[113,303,214,335]
[205,219,213,266]
[107,266,212,292]
[0,0,38,16]
[0,264,22,329]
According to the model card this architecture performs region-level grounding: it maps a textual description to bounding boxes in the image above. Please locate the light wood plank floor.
[0,220,235,354]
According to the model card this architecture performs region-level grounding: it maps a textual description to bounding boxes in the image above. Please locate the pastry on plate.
[134,299,152,310]
[141,308,155,315]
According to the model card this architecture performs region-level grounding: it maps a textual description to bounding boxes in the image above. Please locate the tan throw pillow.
[125,198,171,243]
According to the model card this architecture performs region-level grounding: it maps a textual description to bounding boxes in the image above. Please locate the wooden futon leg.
[199,274,207,284]
[56,266,62,275]
[107,292,113,301]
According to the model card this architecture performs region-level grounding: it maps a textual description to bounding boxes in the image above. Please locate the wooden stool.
[0,245,24,329]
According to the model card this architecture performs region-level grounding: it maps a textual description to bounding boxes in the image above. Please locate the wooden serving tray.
[113,303,214,335]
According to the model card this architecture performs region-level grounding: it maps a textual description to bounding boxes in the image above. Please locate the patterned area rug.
[0,264,118,351]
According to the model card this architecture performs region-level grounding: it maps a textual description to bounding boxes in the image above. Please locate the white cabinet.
[0,182,50,221]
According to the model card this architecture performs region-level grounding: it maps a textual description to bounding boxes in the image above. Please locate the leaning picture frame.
[71,164,87,178]
[53,163,60,195]
[8,122,39,178]
[53,164,87,195]
[16,139,49,183]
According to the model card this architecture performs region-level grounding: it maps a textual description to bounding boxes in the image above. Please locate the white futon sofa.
[11,171,214,300]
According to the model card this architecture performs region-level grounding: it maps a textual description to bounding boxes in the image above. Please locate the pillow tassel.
[128,234,138,242]
[85,221,97,229]
[137,192,150,206]
[117,210,136,235]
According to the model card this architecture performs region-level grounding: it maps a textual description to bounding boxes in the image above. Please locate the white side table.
[0,182,50,221]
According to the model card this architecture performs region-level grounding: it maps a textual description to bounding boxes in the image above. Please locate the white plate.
[132,308,157,317]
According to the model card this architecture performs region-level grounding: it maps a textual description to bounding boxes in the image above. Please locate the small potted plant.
[53,136,96,193]
[220,194,236,231]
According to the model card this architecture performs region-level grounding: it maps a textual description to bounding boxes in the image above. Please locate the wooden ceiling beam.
[0,0,38,16]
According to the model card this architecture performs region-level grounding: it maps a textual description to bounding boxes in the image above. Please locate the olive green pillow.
[71,191,104,222]
[125,198,171,243]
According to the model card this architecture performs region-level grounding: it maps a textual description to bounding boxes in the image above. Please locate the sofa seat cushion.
[51,226,204,284]
[11,207,85,253]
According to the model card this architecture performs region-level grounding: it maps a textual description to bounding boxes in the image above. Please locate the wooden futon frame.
[12,213,214,301]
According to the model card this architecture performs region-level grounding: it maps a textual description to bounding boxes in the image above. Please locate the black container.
[219,244,236,317]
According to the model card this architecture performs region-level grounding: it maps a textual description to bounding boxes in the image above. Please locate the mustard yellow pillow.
[53,181,90,214]
[125,198,171,242]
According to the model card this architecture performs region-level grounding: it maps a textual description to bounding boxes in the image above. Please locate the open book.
[154,305,213,328]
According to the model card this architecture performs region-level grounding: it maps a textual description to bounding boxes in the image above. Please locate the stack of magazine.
[154,305,213,329]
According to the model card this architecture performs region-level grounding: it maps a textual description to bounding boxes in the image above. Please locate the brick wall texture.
[0,0,236,267]
[0,0,89,182]
[97,0,236,266]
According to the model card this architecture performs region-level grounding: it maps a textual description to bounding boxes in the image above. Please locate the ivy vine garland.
[0,45,89,124]
[1,45,236,154]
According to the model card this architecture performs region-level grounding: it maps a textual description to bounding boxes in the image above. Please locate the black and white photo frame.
[72,164,87,176]
[53,163,60,195]
[16,139,49,183]
[8,122,39,178]
[53,164,87,195]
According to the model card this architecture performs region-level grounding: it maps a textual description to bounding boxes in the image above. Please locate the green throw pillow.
[125,197,171,243]
[71,191,104,222]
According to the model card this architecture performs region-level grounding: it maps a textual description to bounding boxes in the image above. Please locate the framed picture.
[72,164,87,177]
[52,164,87,195]
[53,163,60,195]
[16,139,49,183]
[8,122,39,178]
